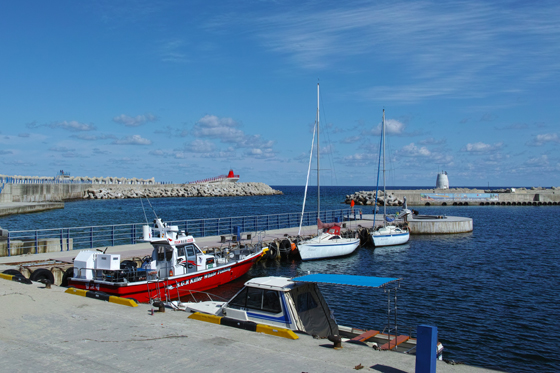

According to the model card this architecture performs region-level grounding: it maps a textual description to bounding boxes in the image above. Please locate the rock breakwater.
[83,182,283,199]
[344,190,404,206]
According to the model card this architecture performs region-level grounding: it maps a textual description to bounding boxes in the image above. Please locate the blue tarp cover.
[291,274,400,288]
[386,216,395,222]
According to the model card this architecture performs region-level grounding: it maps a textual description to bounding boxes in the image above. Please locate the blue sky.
[1,1,559,187]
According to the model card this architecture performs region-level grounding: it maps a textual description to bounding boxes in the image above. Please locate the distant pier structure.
[436,171,449,189]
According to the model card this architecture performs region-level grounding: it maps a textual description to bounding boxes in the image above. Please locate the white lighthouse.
[436,171,449,189]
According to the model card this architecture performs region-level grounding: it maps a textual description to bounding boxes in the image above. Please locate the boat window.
[246,288,263,309]
[297,292,318,312]
[262,290,281,313]
[177,246,185,257]
[328,236,341,240]
[165,247,173,261]
[185,245,195,257]
[228,288,248,308]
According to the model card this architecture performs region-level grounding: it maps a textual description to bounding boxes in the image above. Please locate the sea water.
[1,185,559,373]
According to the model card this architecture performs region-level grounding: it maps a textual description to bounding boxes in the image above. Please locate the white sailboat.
[297,84,360,261]
[371,110,410,247]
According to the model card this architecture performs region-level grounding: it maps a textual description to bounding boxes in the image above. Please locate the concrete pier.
[347,187,560,207]
[408,215,473,234]
[0,277,497,373]
[0,201,64,217]
[360,214,473,234]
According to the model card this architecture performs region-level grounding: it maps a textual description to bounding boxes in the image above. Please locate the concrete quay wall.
[348,188,560,206]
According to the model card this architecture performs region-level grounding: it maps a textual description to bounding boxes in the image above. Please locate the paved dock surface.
[0,279,499,373]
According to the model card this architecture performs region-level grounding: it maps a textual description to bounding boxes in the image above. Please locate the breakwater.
[84,182,282,199]
[346,187,560,206]
[0,182,282,204]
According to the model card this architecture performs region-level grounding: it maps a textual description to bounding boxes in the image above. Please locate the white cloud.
[49,146,76,152]
[525,155,549,165]
[50,120,96,131]
[341,136,360,144]
[419,137,446,145]
[71,134,117,141]
[192,115,276,151]
[368,119,406,136]
[112,135,152,145]
[462,142,503,153]
[402,143,431,157]
[185,139,216,153]
[526,133,560,147]
[113,113,157,127]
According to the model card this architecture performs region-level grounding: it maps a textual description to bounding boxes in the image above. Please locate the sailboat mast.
[383,109,386,221]
[317,83,320,219]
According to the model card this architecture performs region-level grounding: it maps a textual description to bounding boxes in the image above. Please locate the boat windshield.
[154,245,173,261]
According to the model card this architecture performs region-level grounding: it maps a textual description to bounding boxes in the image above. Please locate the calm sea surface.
[1,186,559,373]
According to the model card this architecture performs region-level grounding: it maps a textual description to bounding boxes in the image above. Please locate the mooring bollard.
[415,325,438,373]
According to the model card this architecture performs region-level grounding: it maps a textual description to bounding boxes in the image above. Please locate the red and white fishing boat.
[68,218,265,303]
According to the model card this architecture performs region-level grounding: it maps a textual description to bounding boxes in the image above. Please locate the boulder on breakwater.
[344,190,404,207]
[83,182,283,199]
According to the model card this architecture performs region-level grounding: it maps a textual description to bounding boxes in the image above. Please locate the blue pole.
[415,325,438,373]
[60,229,64,252]
[90,227,93,249]
[35,230,39,254]
[7,232,10,257]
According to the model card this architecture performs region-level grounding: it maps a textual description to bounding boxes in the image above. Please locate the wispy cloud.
[71,134,117,141]
[49,146,76,152]
[341,136,360,144]
[192,115,276,158]
[112,135,152,145]
[159,39,189,63]
[0,150,13,155]
[113,113,157,127]
[462,142,504,153]
[526,133,560,147]
[247,1,560,101]
[419,137,446,145]
[28,120,96,132]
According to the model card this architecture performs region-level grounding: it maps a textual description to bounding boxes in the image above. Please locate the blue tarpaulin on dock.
[291,274,400,288]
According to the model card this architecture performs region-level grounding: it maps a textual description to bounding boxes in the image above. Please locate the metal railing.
[3,208,352,257]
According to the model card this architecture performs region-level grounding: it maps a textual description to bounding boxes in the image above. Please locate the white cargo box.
[96,254,121,270]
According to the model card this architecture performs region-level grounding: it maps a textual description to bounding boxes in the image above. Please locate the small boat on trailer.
[68,218,266,303]
[172,273,443,358]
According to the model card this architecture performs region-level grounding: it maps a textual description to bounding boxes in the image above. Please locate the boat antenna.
[140,196,149,224]
[144,195,159,220]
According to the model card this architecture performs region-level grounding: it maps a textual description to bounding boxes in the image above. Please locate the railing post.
[201,219,205,237]
[60,229,64,252]
[7,231,10,257]
[90,227,94,249]
[111,225,115,247]
[35,230,39,254]
[66,228,70,251]
[229,218,232,235]
[131,224,136,245]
